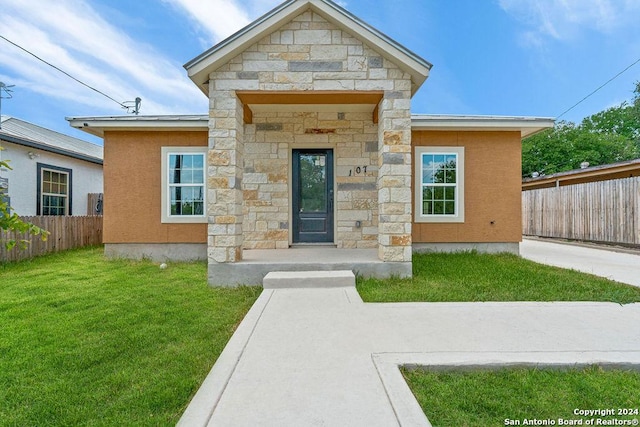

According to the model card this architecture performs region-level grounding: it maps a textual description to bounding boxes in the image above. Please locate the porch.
[208,247,412,286]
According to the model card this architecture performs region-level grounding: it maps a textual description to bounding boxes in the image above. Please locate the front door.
[292,149,334,243]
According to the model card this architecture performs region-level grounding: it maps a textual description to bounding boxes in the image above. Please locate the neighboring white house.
[0,116,103,216]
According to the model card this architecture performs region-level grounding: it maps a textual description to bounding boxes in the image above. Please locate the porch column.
[377,90,413,262]
[207,88,244,263]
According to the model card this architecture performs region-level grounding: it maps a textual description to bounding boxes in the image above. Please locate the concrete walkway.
[179,283,640,426]
[521,238,640,287]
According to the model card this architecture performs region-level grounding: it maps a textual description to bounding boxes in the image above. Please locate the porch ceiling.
[236,90,383,124]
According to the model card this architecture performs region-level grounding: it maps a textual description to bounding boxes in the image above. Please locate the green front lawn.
[3,248,639,425]
[402,366,640,427]
[358,252,640,304]
[0,247,261,426]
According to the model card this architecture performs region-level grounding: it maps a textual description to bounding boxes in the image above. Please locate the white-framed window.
[37,163,72,216]
[414,146,465,223]
[161,147,207,223]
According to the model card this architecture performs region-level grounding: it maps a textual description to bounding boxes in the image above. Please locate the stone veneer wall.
[243,111,378,249]
[207,92,244,263]
[207,9,413,263]
[377,94,413,262]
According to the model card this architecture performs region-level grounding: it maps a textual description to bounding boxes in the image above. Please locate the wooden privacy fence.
[522,176,640,246]
[1,216,103,263]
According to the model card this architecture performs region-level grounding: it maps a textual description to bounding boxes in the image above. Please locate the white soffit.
[184,0,432,95]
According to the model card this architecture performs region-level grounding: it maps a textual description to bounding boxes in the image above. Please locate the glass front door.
[292,149,334,243]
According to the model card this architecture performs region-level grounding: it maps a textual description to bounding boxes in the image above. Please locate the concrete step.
[263,270,355,289]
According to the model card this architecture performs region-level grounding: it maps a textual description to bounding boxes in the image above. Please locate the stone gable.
[208,10,412,92]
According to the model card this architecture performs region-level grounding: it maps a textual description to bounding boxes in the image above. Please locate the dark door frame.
[291,148,334,244]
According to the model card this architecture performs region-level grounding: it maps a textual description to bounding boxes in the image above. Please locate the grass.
[358,252,640,304]
[0,247,261,426]
[3,248,639,425]
[402,366,640,427]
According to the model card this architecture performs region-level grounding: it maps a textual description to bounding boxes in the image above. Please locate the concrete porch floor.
[208,248,412,286]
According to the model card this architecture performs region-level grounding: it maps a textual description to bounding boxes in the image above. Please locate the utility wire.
[0,34,128,110]
[557,56,640,119]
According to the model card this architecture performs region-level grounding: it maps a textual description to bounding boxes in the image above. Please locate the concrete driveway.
[520,238,640,288]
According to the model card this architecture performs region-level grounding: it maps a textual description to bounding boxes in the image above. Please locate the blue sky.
[1,0,639,145]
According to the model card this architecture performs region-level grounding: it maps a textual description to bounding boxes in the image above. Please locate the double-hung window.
[161,147,206,223]
[37,164,72,216]
[414,146,464,223]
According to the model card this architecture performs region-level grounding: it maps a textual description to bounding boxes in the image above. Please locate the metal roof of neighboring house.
[69,114,554,139]
[184,0,432,96]
[522,158,640,190]
[1,115,103,164]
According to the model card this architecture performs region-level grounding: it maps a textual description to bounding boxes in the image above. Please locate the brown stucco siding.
[412,130,522,243]
[103,131,207,244]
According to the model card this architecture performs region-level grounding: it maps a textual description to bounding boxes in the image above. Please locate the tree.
[299,154,327,212]
[522,82,640,177]
[0,151,48,250]
[580,81,640,142]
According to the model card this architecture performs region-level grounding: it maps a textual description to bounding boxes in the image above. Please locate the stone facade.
[207,9,413,263]
[207,91,244,263]
[244,110,379,249]
[377,93,413,262]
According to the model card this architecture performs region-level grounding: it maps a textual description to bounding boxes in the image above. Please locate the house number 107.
[348,166,367,176]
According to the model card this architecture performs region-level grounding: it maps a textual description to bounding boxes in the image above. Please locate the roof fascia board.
[67,117,209,138]
[411,116,555,138]
[184,0,431,95]
[184,0,307,93]
[0,134,103,165]
[306,0,431,90]
[183,0,298,71]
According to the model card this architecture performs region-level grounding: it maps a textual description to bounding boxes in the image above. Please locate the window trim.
[414,146,465,223]
[37,163,72,216]
[161,147,207,224]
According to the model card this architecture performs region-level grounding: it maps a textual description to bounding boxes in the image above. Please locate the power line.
[0,81,15,130]
[0,34,135,112]
[557,56,640,120]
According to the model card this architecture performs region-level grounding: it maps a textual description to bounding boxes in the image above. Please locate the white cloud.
[498,0,640,45]
[163,0,251,44]
[164,0,287,46]
[0,0,206,116]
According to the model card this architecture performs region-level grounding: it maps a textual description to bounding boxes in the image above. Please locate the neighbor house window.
[161,147,207,223]
[37,164,72,216]
[414,146,464,223]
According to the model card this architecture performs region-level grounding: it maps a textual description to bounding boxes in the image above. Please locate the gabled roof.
[1,116,103,164]
[184,0,432,95]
